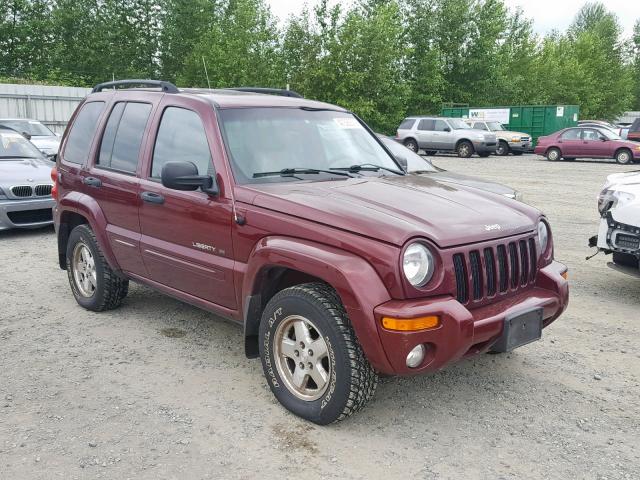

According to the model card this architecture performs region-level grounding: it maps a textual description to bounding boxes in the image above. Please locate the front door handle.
[140,191,165,205]
[83,176,102,187]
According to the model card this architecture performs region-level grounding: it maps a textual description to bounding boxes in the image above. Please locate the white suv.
[395,116,497,158]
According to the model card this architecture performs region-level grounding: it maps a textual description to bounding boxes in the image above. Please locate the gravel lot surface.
[1,154,639,479]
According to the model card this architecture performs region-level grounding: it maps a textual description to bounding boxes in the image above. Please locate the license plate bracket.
[491,307,543,353]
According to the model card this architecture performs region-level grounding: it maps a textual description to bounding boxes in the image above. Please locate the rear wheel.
[66,225,129,311]
[404,138,418,153]
[457,140,474,158]
[615,149,633,165]
[613,252,639,268]
[259,283,378,424]
[546,147,561,161]
[496,141,510,156]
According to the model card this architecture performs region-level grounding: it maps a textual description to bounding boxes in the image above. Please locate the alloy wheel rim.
[619,152,629,163]
[460,144,470,156]
[407,142,417,152]
[72,243,97,298]
[549,150,558,160]
[273,315,331,401]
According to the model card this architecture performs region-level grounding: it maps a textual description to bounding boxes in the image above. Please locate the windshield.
[0,130,45,159]
[448,119,471,130]
[0,120,54,137]
[487,122,505,131]
[379,137,438,173]
[219,108,402,183]
[598,128,621,140]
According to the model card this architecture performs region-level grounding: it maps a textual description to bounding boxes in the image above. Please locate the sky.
[267,0,639,39]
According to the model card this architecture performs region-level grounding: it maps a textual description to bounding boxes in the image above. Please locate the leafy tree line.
[1,0,639,132]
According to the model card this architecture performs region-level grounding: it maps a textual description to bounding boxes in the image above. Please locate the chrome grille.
[453,236,539,305]
[11,185,33,197]
[34,184,52,196]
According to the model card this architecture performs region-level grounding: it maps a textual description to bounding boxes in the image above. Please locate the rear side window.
[151,107,212,178]
[63,102,105,164]
[473,122,487,130]
[98,102,152,173]
[398,119,415,130]
[418,119,434,131]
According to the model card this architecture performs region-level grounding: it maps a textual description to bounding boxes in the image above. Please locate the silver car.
[395,116,498,158]
[0,118,61,160]
[0,127,55,231]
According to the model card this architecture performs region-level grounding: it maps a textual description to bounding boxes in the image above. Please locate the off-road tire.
[496,141,510,156]
[546,147,561,161]
[615,149,633,165]
[259,282,378,425]
[66,225,128,311]
[457,140,474,158]
[404,138,419,153]
[612,252,639,268]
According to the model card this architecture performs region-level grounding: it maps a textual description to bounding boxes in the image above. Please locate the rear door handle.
[140,191,165,205]
[83,177,102,187]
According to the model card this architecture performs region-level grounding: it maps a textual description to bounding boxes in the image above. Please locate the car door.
[581,128,613,158]
[433,119,454,150]
[416,119,435,149]
[83,98,156,276]
[557,128,582,157]
[138,99,237,309]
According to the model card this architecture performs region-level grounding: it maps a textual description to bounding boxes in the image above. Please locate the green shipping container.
[441,105,580,146]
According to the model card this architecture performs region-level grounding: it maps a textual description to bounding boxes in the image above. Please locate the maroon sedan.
[535,127,640,164]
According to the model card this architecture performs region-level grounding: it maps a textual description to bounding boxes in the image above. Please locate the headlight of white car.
[538,221,550,254]
[598,189,636,214]
[403,243,435,287]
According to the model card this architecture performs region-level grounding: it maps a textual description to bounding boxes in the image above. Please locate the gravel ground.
[1,154,639,480]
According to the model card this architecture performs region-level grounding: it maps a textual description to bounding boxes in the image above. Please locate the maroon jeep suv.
[53,80,569,424]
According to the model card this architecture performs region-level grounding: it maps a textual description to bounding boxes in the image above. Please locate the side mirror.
[22,131,32,140]
[444,127,451,132]
[161,161,218,195]
[394,154,408,172]
[600,136,608,142]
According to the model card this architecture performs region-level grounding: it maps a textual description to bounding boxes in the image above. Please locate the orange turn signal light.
[382,316,440,332]
[561,270,568,280]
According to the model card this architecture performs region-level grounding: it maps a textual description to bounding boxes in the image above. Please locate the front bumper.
[371,261,569,375]
[508,141,532,152]
[0,197,55,231]
[596,215,640,255]
[473,141,498,154]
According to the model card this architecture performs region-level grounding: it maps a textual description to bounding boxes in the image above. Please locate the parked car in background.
[627,118,640,142]
[396,116,497,158]
[53,79,568,424]
[534,127,640,164]
[0,126,55,230]
[379,135,523,200]
[463,120,531,156]
[589,170,640,275]
[0,118,61,160]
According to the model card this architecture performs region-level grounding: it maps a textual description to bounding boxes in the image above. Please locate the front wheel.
[496,141,509,156]
[457,140,474,158]
[615,149,633,165]
[546,147,561,161]
[259,283,378,424]
[66,225,129,311]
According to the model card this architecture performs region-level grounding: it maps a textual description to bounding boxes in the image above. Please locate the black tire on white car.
[612,252,639,268]
[496,141,510,156]
[404,138,419,153]
[457,140,474,158]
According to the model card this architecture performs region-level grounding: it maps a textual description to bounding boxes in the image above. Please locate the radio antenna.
[202,56,211,90]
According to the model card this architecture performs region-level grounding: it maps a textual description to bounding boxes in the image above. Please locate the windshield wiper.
[253,168,353,179]
[330,163,405,175]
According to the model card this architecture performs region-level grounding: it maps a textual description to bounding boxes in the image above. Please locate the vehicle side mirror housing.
[161,161,218,195]
[600,136,608,142]
[444,127,451,132]
[22,131,32,140]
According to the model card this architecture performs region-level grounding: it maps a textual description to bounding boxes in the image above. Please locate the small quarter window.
[399,119,415,130]
[63,102,105,164]
[151,107,213,178]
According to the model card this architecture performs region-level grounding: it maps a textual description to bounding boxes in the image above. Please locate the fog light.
[406,345,426,368]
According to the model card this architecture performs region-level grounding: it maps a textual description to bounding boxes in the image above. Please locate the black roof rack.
[92,79,179,94]
[225,87,303,98]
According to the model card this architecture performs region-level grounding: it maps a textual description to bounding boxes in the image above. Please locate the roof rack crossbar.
[92,79,179,94]
[225,87,303,98]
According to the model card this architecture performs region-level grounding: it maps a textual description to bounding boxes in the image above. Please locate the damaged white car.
[589,171,640,275]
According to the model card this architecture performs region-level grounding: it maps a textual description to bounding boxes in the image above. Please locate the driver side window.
[560,129,581,140]
[151,107,213,178]
[434,120,449,131]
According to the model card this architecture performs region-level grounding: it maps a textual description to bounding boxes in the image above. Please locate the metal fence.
[0,83,91,134]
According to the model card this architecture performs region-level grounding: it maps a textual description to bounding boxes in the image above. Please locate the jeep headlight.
[403,243,435,287]
[538,221,550,255]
